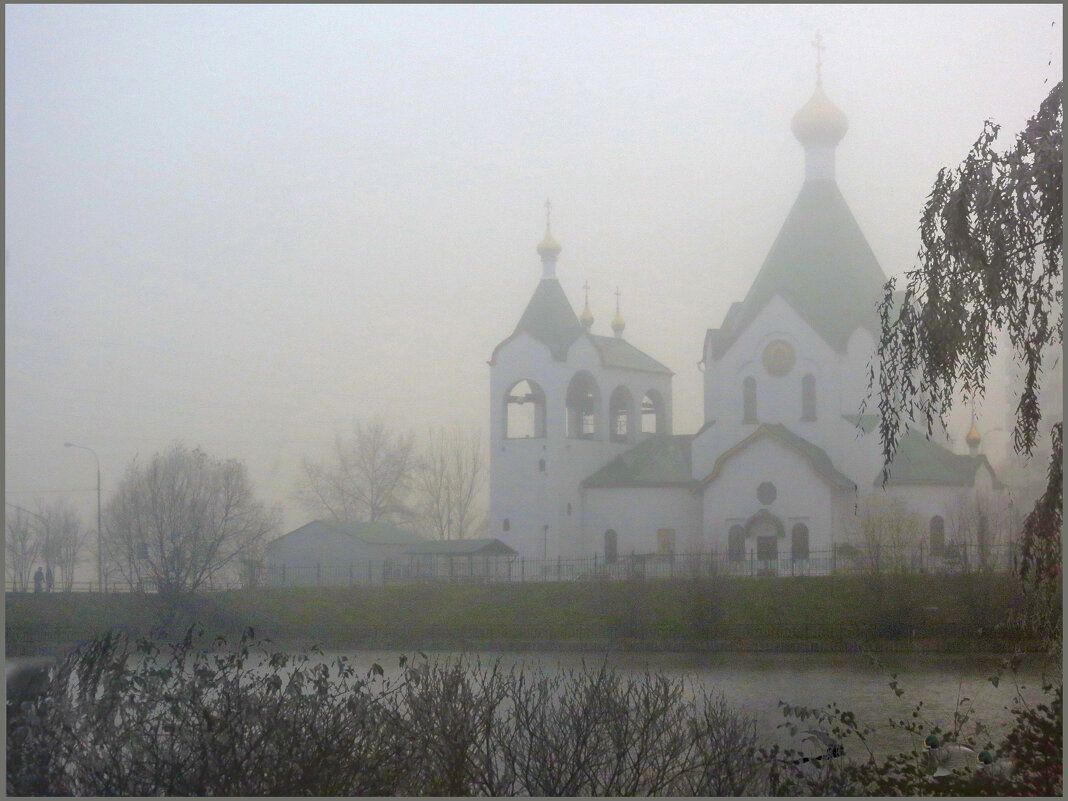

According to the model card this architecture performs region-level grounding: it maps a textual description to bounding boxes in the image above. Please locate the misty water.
[319,649,1053,760]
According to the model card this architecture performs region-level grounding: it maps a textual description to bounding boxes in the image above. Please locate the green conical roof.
[510,278,584,360]
[711,181,887,356]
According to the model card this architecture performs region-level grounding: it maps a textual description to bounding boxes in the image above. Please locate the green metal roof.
[699,423,856,491]
[589,334,673,375]
[709,180,887,356]
[502,278,584,361]
[881,430,1003,488]
[842,413,879,434]
[270,520,425,548]
[582,434,697,488]
[404,538,517,557]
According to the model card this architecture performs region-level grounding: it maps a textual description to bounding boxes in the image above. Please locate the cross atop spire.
[813,31,825,85]
[544,198,552,235]
[614,286,622,315]
[583,280,591,305]
[611,286,626,338]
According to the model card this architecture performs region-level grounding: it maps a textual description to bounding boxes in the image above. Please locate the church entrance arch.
[604,530,618,564]
[745,509,784,573]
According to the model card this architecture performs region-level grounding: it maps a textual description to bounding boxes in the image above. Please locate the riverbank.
[5,573,1040,657]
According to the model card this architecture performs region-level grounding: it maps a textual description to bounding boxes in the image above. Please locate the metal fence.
[6,543,1019,593]
[260,542,1019,588]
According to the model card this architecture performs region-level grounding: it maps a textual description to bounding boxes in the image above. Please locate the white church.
[488,77,1002,568]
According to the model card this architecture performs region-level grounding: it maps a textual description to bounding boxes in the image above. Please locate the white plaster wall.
[581,487,702,556]
[702,296,842,460]
[701,435,836,553]
[490,329,674,560]
[264,529,411,567]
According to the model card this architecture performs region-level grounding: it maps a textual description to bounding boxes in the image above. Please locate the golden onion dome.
[580,303,594,329]
[791,84,848,148]
[536,232,561,260]
[966,423,982,447]
[611,312,625,335]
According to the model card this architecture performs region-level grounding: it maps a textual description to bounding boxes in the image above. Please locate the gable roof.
[582,434,697,488]
[708,181,887,358]
[880,429,1004,488]
[491,278,583,363]
[404,538,517,557]
[588,334,673,375]
[267,519,425,549]
[699,423,855,491]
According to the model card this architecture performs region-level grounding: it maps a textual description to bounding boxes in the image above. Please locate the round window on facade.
[762,340,796,376]
[756,481,777,505]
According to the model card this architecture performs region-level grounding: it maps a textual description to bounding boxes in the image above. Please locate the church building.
[488,76,1002,568]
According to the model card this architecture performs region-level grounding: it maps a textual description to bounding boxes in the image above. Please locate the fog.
[5,5,1062,545]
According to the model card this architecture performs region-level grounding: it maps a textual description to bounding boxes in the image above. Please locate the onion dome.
[580,305,594,329]
[537,232,561,261]
[966,422,982,449]
[611,287,625,337]
[580,281,594,329]
[791,84,848,148]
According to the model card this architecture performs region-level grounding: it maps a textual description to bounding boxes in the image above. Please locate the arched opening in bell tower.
[504,379,546,439]
[566,371,601,440]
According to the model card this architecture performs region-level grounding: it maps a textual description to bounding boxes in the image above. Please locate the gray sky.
[6,4,1063,538]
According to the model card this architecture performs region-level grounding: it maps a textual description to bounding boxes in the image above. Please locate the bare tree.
[103,443,279,596]
[37,501,86,591]
[845,496,922,575]
[5,507,39,591]
[296,418,416,524]
[413,428,486,540]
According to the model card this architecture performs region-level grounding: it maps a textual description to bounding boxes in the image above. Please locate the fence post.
[316,562,322,585]
[557,554,561,582]
[832,543,837,575]
[281,563,286,586]
[521,557,525,583]
[594,552,598,575]
[368,561,373,586]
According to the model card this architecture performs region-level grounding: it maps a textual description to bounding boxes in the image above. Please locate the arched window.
[791,523,810,560]
[929,515,945,557]
[609,386,635,443]
[728,524,746,562]
[743,377,757,422]
[566,371,601,439]
[604,529,618,563]
[504,379,546,439]
[641,389,666,434]
[801,374,817,421]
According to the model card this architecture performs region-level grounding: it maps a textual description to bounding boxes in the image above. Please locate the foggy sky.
[6,4,1063,541]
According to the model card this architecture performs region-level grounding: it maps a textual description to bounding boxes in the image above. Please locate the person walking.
[45,566,55,592]
[33,567,44,593]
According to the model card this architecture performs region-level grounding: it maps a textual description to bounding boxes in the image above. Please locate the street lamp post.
[64,442,102,592]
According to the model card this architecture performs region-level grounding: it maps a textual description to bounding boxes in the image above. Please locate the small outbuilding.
[264,520,425,586]
[404,539,518,583]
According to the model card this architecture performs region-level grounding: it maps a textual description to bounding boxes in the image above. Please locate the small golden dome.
[966,423,982,447]
[536,232,561,260]
[611,313,625,335]
[580,304,594,328]
[791,84,848,148]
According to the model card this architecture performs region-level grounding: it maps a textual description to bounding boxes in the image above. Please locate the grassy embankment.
[5,573,1035,657]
